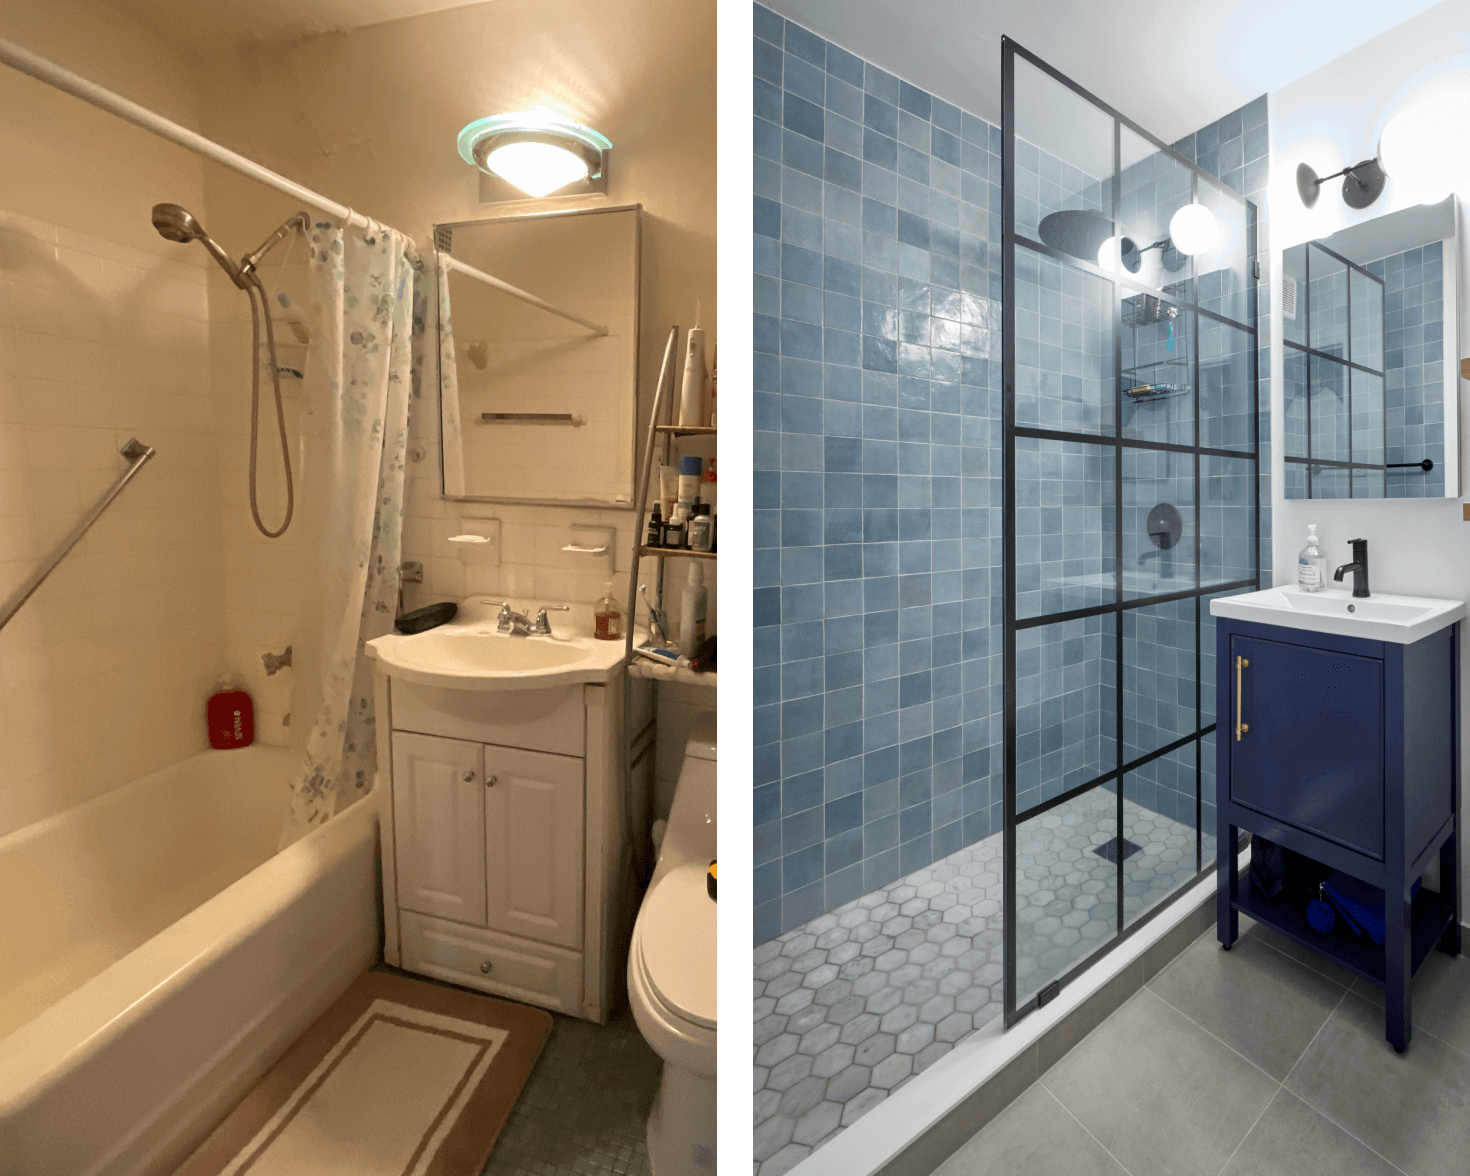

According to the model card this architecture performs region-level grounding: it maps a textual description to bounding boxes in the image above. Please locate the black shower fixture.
[1296,158,1387,209]
[1038,209,1185,274]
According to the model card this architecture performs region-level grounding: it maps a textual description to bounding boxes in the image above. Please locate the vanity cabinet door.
[392,732,488,925]
[483,745,584,949]
[1229,634,1385,859]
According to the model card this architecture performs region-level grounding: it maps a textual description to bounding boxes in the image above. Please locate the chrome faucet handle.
[533,604,570,635]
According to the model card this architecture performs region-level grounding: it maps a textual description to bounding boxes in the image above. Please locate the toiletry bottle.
[678,454,703,503]
[645,503,663,548]
[678,562,708,658]
[1298,524,1327,593]
[689,504,714,553]
[678,317,707,427]
[594,581,624,641]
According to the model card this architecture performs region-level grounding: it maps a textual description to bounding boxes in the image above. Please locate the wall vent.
[1282,276,1298,321]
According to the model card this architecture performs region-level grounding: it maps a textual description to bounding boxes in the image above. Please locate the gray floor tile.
[1044,988,1279,1176]
[1287,988,1470,1176]
[1348,949,1470,1058]
[1237,913,1359,988]
[1219,1089,1400,1176]
[932,1083,1128,1176]
[1148,929,1348,1079]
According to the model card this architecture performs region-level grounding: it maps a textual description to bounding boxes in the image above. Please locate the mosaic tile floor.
[752,794,1201,1176]
[482,1007,661,1176]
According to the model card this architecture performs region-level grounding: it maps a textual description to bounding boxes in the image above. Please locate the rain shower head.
[150,202,247,288]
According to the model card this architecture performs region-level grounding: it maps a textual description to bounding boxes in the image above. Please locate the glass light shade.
[1097,235,1118,269]
[484,141,590,198]
[1378,97,1468,201]
[1168,203,1219,255]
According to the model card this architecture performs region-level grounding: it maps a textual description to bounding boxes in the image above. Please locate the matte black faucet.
[1333,538,1370,598]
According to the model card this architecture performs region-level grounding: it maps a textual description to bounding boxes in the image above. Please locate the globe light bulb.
[1168,203,1219,256]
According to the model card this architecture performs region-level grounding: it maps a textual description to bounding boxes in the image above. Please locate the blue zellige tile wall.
[752,3,1005,943]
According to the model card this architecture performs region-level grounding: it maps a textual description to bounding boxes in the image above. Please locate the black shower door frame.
[1001,38,1260,1028]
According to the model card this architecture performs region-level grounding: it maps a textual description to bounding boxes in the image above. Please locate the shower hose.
[245,271,294,538]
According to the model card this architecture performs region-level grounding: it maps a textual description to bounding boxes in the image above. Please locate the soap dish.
[395,601,458,634]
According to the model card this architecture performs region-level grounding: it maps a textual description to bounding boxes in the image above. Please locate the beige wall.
[0,2,226,838]
[194,0,718,757]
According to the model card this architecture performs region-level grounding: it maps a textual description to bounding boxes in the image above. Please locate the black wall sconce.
[1296,158,1387,209]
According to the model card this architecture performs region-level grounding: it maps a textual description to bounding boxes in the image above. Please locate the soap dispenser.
[1298,524,1327,593]
[594,581,624,641]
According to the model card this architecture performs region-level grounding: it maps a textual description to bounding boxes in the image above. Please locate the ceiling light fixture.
[457,112,612,200]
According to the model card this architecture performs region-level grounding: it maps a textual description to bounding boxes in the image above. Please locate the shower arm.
[240,212,311,278]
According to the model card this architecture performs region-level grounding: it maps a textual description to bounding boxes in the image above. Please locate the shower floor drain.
[1093,836,1143,864]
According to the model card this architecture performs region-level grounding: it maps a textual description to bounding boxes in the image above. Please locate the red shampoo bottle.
[207,689,254,749]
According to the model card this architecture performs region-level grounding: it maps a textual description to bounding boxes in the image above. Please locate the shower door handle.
[1235,656,1249,741]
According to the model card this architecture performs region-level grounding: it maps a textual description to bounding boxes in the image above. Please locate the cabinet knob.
[485,774,498,788]
[480,961,492,974]
[463,770,476,782]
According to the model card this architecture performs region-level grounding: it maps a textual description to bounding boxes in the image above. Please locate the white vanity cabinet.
[373,671,648,1022]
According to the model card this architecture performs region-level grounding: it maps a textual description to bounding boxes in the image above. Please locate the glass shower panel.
[1195,174,1252,326]
[1014,788,1118,1007]
[1200,454,1255,589]
[1118,124,1196,297]
[1199,317,1254,452]
[1122,446,1195,599]
[1123,743,1200,928]
[1014,614,1117,813]
[1015,436,1115,619]
[1012,56,1115,246]
[1004,39,1257,1027]
[1014,249,1115,435]
[1122,598,1197,763]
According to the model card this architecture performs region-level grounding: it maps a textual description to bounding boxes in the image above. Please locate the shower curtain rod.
[0,36,381,234]
[439,253,609,336]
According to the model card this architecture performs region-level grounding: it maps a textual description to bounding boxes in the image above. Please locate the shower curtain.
[281,217,422,844]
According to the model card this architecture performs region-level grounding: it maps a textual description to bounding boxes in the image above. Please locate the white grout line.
[1036,1079,1139,1176]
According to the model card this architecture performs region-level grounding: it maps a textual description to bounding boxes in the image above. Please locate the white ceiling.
[103,0,492,50]
[760,0,1447,145]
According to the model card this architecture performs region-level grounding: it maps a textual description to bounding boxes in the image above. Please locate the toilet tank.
[662,712,716,867]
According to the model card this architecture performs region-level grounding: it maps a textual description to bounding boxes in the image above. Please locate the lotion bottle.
[1298,524,1327,593]
[678,562,707,658]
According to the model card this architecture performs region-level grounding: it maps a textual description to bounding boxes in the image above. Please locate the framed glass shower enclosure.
[1001,39,1259,1026]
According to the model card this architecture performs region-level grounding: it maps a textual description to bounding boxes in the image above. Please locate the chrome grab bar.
[0,438,156,633]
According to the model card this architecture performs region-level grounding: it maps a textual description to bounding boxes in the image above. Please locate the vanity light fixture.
[457,111,612,200]
[1296,158,1387,210]
[1168,202,1220,255]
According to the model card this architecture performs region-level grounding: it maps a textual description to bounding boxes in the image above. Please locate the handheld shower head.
[150,202,246,288]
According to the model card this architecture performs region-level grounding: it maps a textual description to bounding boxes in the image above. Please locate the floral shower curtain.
[281,217,421,844]
[437,253,466,497]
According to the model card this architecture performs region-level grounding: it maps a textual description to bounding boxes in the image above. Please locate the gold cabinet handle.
[1235,655,1249,741]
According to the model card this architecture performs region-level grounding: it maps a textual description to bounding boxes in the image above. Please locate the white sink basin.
[365,598,630,690]
[1209,585,1464,644]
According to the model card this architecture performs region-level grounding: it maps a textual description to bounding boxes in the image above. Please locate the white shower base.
[0,745,380,1176]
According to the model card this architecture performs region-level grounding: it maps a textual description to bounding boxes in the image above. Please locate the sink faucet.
[1333,538,1370,598]
[532,605,569,636]
[488,601,533,636]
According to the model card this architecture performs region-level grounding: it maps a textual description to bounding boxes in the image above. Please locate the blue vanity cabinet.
[1215,616,1461,1053]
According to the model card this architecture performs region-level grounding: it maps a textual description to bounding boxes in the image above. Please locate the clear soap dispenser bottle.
[1298,524,1327,593]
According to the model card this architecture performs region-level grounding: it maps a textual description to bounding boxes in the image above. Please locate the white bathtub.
[0,745,380,1176]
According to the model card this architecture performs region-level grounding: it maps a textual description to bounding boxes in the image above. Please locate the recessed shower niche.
[1282,195,1460,499]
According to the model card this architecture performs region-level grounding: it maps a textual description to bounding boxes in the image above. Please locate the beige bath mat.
[175,970,552,1176]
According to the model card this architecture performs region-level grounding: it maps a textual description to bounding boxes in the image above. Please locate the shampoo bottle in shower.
[1298,524,1327,593]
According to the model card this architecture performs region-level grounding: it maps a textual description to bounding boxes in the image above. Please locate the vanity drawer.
[399,910,583,1013]
[391,680,585,756]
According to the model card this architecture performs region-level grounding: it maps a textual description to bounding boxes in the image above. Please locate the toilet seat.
[635,862,716,1030]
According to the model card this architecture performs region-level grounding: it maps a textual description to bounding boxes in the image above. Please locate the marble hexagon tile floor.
[753,795,1201,1175]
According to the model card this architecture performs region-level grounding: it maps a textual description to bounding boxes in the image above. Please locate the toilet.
[628,711,717,1173]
